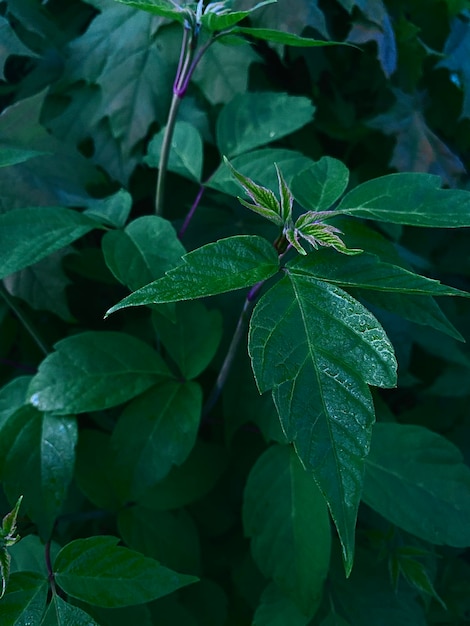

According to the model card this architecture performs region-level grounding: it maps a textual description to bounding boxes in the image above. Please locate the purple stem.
[179,184,205,239]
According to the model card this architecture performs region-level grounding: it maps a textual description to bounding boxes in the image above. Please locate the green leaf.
[145,121,204,182]
[216,92,314,158]
[287,249,470,297]
[0,16,38,81]
[0,571,48,625]
[41,595,100,626]
[253,583,312,626]
[137,441,227,509]
[111,0,190,23]
[3,249,75,322]
[0,376,31,434]
[207,148,314,197]
[118,506,201,574]
[336,173,470,226]
[243,445,331,616]
[152,301,223,379]
[1,495,23,541]
[106,235,279,315]
[363,423,470,546]
[0,147,48,168]
[0,207,99,280]
[84,189,133,229]
[249,274,397,573]
[438,16,470,119]
[28,332,171,414]
[0,549,11,602]
[111,381,202,498]
[291,157,350,212]
[201,0,276,31]
[53,536,197,608]
[102,216,186,291]
[1,407,77,538]
[224,157,283,226]
[232,26,344,47]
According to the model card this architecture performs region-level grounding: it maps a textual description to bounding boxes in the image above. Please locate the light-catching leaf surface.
[0,406,77,538]
[54,536,197,608]
[0,571,48,625]
[0,146,48,168]
[106,235,279,315]
[0,206,99,279]
[41,594,100,626]
[243,445,331,616]
[28,332,171,414]
[249,273,397,573]
[111,381,202,498]
[216,91,314,158]
[336,172,470,226]
[363,423,470,547]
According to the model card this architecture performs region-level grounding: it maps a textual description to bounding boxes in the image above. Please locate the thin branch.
[0,282,48,356]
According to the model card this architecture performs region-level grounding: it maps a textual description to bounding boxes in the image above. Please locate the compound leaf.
[291,157,349,212]
[0,572,48,625]
[249,274,397,573]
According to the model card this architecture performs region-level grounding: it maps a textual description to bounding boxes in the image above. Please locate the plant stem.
[0,282,48,356]
[45,539,57,594]
[178,184,205,239]
[203,280,265,416]
[155,91,182,216]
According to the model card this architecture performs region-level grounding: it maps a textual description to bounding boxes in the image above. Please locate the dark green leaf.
[118,506,201,574]
[291,157,349,212]
[111,0,189,22]
[41,595,100,626]
[216,92,314,158]
[0,377,31,434]
[0,207,99,280]
[152,301,223,379]
[53,536,197,608]
[0,147,48,168]
[105,236,279,315]
[201,0,276,31]
[253,583,312,626]
[145,122,203,182]
[102,216,186,291]
[243,445,331,616]
[0,15,38,80]
[287,249,470,297]
[1,406,77,538]
[0,571,48,625]
[207,148,314,197]
[249,274,397,573]
[84,189,133,229]
[363,423,470,546]
[28,332,171,414]
[438,16,470,119]
[111,381,202,498]
[232,26,343,47]
[336,173,470,226]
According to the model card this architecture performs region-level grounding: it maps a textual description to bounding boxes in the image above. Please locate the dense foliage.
[1,0,470,623]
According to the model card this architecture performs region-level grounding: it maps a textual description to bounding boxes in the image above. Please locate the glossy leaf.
[145,121,203,182]
[111,0,189,22]
[287,249,470,297]
[249,274,397,573]
[1,406,77,538]
[336,173,470,226]
[152,301,223,379]
[102,215,185,291]
[53,536,197,608]
[216,92,314,158]
[0,571,48,625]
[291,157,350,212]
[363,423,470,546]
[111,381,202,497]
[105,235,279,315]
[41,595,100,626]
[28,332,171,414]
[243,445,331,616]
[201,0,276,31]
[0,206,99,280]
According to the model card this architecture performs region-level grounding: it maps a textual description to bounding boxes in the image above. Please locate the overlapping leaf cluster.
[1,0,470,624]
